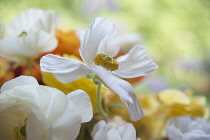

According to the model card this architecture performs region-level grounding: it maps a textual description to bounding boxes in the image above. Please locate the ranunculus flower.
[0,76,93,140]
[0,8,58,65]
[166,115,210,140]
[7,8,57,36]
[42,54,108,113]
[91,120,137,140]
[40,17,158,121]
[0,31,58,65]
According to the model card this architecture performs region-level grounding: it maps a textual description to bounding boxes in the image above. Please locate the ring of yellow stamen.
[94,54,119,71]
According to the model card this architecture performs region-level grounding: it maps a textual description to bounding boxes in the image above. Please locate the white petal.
[21,31,58,57]
[91,120,107,138]
[7,8,57,36]
[80,17,120,65]
[107,128,121,140]
[117,123,136,140]
[185,130,210,140]
[0,31,57,63]
[1,76,38,92]
[75,28,86,47]
[113,45,158,78]
[119,33,143,53]
[92,66,144,121]
[92,120,108,140]
[67,90,93,123]
[0,103,47,140]
[0,105,28,140]
[0,36,25,62]
[0,23,5,39]
[40,54,91,84]
[52,98,82,140]
[36,86,68,123]
[26,104,48,140]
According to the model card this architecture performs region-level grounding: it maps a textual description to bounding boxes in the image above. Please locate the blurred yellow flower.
[105,89,209,140]
[42,54,107,113]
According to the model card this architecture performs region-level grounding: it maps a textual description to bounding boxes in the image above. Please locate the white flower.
[166,115,210,140]
[91,120,137,140]
[118,33,144,54]
[0,76,93,140]
[0,8,58,65]
[7,8,57,36]
[0,23,5,39]
[40,17,158,121]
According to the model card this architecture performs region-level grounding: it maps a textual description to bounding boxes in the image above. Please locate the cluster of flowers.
[0,8,210,140]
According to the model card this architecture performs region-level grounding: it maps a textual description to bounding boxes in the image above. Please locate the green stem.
[96,84,108,121]
[27,64,33,76]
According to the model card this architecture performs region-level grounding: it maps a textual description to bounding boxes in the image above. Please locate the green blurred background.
[1,0,210,101]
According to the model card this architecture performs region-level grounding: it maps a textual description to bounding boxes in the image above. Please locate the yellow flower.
[157,89,209,118]
[42,54,107,113]
[105,89,209,140]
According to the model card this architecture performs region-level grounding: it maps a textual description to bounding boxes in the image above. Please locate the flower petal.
[92,66,144,121]
[52,98,82,140]
[113,45,158,78]
[26,105,48,140]
[107,128,121,140]
[67,90,93,123]
[80,17,119,65]
[117,123,136,140]
[119,33,143,53]
[36,86,68,123]
[91,120,108,140]
[7,8,57,36]
[1,76,38,92]
[0,31,58,64]
[40,54,91,84]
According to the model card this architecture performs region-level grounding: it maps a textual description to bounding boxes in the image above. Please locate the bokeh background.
[1,0,210,111]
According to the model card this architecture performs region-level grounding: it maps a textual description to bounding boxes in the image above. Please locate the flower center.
[94,54,119,71]
[18,32,27,37]
[14,118,27,140]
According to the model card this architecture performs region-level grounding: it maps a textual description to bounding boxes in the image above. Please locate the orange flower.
[0,58,14,86]
[50,29,81,58]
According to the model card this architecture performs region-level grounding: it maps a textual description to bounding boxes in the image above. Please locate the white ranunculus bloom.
[0,23,5,39]
[0,8,58,65]
[0,31,57,65]
[166,115,210,140]
[7,8,57,36]
[0,76,93,140]
[40,17,158,121]
[91,120,137,140]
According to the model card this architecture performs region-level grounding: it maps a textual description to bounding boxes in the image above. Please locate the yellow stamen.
[94,54,119,71]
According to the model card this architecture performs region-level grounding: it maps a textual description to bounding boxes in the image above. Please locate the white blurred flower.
[0,23,5,39]
[7,8,57,36]
[40,17,158,121]
[0,8,58,65]
[166,115,210,140]
[118,33,144,54]
[0,76,93,140]
[91,120,137,140]
[0,31,57,65]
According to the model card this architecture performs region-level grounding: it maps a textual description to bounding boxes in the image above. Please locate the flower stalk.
[96,84,108,121]
[27,63,33,76]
